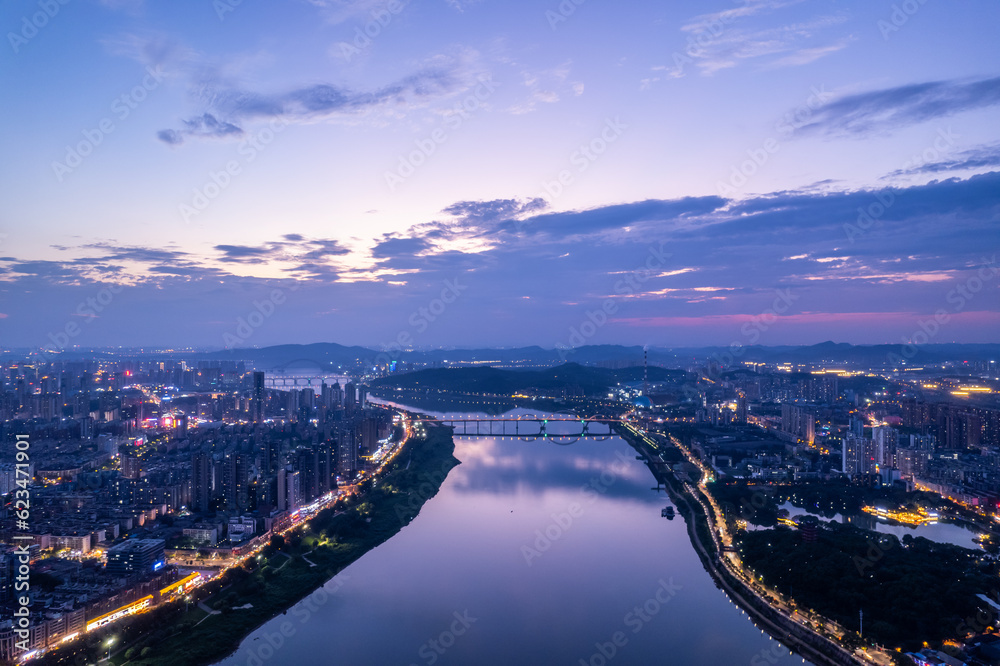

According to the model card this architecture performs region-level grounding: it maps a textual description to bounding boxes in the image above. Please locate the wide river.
[216,405,810,666]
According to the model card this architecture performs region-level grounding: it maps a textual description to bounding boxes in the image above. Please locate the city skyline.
[3,0,1000,349]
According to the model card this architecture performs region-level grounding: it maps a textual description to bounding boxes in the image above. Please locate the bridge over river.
[428,415,626,443]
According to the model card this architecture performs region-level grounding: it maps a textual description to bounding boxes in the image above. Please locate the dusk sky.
[2,0,999,351]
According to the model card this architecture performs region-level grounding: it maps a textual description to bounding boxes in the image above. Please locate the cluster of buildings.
[638,361,1000,511]
[0,358,400,660]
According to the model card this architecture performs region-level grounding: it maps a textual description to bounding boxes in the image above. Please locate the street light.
[105,636,115,660]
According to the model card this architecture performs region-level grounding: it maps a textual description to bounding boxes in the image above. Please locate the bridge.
[262,374,351,388]
[428,416,625,443]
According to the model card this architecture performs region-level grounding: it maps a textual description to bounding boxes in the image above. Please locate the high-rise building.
[252,371,266,423]
[781,404,815,445]
[191,452,212,513]
[872,426,898,471]
[842,435,877,477]
[317,441,335,494]
[338,428,357,480]
[277,468,287,512]
[223,452,252,510]
[121,454,142,480]
[286,389,300,422]
[344,382,356,411]
[296,447,320,502]
[285,470,301,511]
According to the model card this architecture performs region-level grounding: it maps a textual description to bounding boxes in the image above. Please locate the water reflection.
[215,405,809,666]
[777,502,983,550]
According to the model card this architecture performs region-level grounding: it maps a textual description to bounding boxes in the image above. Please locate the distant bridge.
[263,374,351,388]
[428,416,625,443]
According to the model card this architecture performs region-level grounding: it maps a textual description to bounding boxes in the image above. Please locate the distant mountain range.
[370,363,688,395]
[182,341,1000,370]
[11,341,999,369]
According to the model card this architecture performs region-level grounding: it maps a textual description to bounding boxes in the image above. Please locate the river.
[215,405,811,666]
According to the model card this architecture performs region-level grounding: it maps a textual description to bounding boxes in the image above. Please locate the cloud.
[371,237,433,259]
[445,0,483,11]
[884,143,1000,177]
[508,62,577,115]
[158,52,480,143]
[78,243,190,264]
[663,4,850,77]
[213,236,351,266]
[304,0,391,24]
[161,114,244,144]
[4,172,999,347]
[682,0,804,34]
[795,76,1000,137]
[764,35,854,68]
[215,244,273,264]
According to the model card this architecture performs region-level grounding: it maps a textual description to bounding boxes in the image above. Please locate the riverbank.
[50,422,460,666]
[615,423,865,666]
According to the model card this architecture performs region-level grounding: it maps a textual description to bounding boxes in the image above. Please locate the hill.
[370,363,688,396]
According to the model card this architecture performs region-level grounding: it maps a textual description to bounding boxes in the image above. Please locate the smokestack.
[644,347,648,397]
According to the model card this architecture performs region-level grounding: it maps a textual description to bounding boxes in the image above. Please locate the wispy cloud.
[795,75,1000,137]
[303,0,390,24]
[507,61,579,115]
[884,143,1000,177]
[106,33,488,146]
[662,4,850,78]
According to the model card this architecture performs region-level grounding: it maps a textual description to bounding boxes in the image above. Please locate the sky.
[1,0,999,352]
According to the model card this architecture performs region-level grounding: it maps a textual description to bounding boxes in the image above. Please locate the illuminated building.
[252,371,266,423]
[105,539,165,578]
[344,381,357,411]
[191,452,212,513]
[121,454,142,480]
